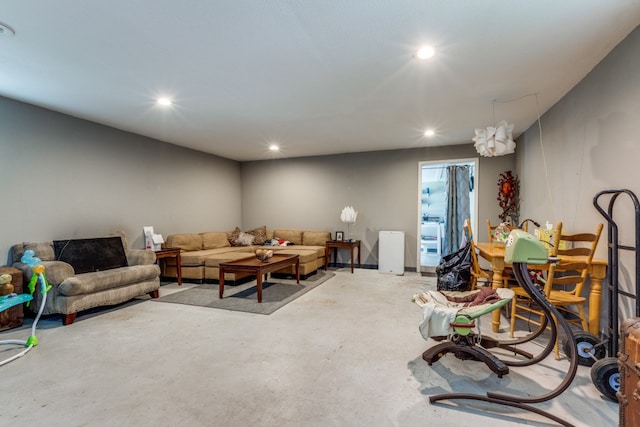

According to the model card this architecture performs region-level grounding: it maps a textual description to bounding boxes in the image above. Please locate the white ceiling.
[1,2,639,161]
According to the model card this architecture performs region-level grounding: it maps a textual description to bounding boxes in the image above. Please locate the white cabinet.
[379,231,404,275]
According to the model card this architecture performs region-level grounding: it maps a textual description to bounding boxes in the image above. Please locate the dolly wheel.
[564,331,605,367]
[591,357,619,402]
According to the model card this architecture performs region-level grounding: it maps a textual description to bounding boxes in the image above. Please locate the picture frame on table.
[335,231,344,241]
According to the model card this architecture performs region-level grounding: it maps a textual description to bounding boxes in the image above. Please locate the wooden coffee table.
[218,254,300,303]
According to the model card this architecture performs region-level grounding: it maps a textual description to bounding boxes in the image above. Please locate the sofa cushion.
[41,260,75,284]
[302,231,331,246]
[166,233,202,252]
[246,225,268,245]
[273,229,302,245]
[179,248,241,267]
[126,249,156,266]
[205,253,253,268]
[228,226,242,246]
[270,245,325,258]
[235,232,255,246]
[274,248,318,264]
[23,241,55,261]
[58,264,160,296]
[201,232,231,249]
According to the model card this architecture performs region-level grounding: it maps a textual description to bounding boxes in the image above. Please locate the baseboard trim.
[329,263,416,272]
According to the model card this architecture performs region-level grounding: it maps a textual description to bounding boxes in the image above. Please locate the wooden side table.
[325,240,361,273]
[154,248,182,285]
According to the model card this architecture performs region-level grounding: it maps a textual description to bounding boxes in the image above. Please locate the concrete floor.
[1,269,617,426]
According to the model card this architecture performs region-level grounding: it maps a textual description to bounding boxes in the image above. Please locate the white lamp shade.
[340,206,358,224]
[472,120,515,157]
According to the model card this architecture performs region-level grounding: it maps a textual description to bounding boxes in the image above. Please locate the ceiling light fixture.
[269,144,279,152]
[472,100,515,157]
[415,46,435,60]
[472,93,542,157]
[423,129,435,137]
[156,97,173,106]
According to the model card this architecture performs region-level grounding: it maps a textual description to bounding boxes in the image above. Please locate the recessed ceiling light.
[269,144,280,151]
[424,129,435,137]
[157,97,173,106]
[415,46,435,60]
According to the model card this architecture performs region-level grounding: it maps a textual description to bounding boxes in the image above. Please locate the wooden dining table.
[475,242,607,335]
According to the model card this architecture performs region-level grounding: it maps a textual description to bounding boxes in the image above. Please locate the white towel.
[416,291,460,339]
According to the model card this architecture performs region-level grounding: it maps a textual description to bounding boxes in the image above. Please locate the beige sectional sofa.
[162,228,331,283]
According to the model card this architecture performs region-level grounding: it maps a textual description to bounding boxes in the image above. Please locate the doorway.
[418,159,478,274]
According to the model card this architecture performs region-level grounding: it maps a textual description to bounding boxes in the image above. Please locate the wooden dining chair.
[509,222,602,359]
[463,219,492,289]
[552,222,603,325]
[508,220,563,334]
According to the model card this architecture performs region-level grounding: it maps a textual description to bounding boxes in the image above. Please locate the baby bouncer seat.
[414,287,517,377]
[415,230,584,427]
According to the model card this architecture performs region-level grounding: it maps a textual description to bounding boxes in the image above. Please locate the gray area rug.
[154,271,335,315]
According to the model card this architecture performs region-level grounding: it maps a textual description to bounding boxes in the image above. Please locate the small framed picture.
[335,231,344,241]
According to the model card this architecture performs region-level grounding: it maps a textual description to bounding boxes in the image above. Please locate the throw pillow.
[235,232,255,246]
[246,225,267,245]
[229,226,242,246]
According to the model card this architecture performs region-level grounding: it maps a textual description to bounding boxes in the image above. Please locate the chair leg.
[500,275,510,318]
[509,297,518,338]
[552,313,561,360]
[577,305,589,331]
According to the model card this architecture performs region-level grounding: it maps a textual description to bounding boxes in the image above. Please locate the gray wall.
[241,148,514,269]
[516,26,640,320]
[517,25,640,257]
[1,92,514,271]
[0,96,242,264]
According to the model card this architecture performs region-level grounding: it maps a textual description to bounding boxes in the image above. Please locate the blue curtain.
[443,165,471,255]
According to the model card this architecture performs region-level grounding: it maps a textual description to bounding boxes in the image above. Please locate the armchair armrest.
[126,249,156,266]
[13,260,74,288]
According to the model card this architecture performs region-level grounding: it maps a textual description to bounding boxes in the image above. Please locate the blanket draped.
[414,288,502,339]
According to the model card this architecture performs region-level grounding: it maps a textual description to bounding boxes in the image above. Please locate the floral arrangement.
[493,223,510,243]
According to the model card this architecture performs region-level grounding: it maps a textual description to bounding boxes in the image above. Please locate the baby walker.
[0,250,51,366]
